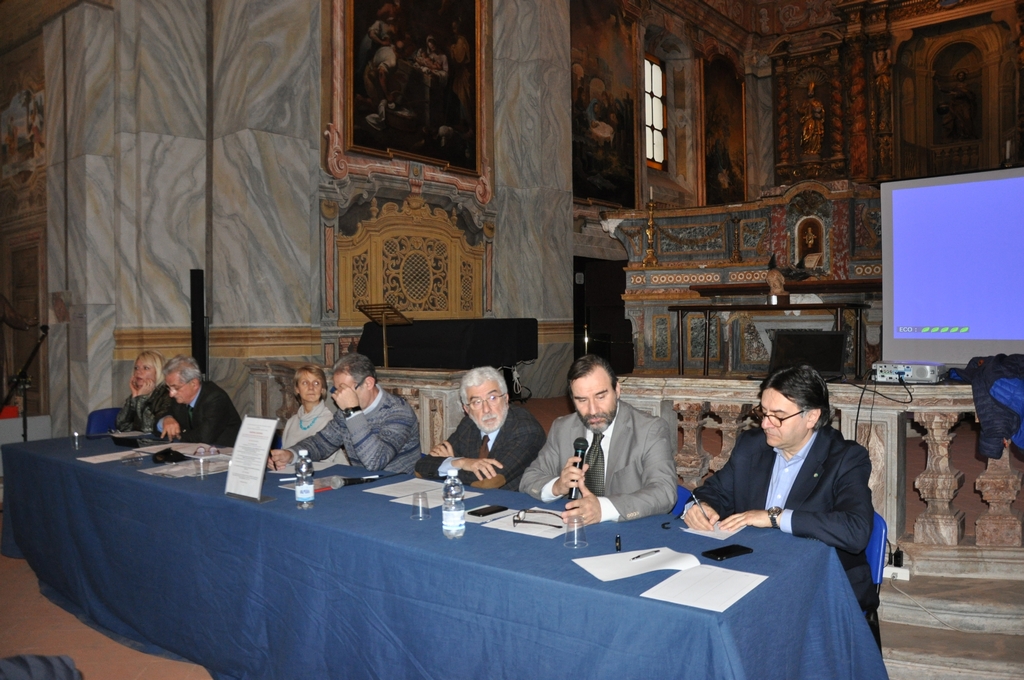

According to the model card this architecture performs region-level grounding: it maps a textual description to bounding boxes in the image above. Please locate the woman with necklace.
[279,365,348,469]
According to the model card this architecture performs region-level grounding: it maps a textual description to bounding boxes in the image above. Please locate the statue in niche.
[936,71,978,142]
[798,220,824,269]
[799,81,825,156]
[872,49,892,133]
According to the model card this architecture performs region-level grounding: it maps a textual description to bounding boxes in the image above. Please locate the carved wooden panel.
[336,198,484,325]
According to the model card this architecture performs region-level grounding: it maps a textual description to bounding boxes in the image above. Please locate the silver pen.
[693,496,712,522]
[631,549,660,561]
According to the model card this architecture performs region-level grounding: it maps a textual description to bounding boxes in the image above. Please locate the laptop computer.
[767,329,849,381]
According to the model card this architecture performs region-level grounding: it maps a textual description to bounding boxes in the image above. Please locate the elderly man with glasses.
[414,366,545,490]
[157,355,242,447]
[268,353,421,473]
[683,364,878,629]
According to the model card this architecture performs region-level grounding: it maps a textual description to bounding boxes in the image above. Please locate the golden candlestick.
[642,199,659,268]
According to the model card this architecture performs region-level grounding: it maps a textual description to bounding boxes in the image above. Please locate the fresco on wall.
[703,58,744,205]
[1,89,44,180]
[570,0,636,208]
[347,0,478,173]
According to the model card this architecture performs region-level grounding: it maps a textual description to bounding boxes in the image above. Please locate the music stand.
[356,303,412,367]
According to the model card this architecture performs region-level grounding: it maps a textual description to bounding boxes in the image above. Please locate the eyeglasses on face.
[466,393,504,410]
[512,509,563,529]
[751,404,806,428]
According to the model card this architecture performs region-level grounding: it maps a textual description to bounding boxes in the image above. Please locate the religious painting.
[1,89,44,180]
[570,0,636,208]
[346,0,479,174]
[0,36,46,217]
[932,44,982,146]
[703,57,744,205]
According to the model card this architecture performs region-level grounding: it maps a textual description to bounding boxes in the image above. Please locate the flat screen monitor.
[882,166,1024,367]
[768,329,848,379]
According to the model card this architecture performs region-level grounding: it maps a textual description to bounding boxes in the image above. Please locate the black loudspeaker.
[190,269,208,375]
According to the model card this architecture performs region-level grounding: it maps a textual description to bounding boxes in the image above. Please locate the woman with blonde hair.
[279,364,348,469]
[115,350,172,432]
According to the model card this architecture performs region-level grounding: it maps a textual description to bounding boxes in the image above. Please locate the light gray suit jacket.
[520,400,677,521]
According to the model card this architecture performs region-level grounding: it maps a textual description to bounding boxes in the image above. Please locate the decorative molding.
[537,321,573,345]
[114,327,322,361]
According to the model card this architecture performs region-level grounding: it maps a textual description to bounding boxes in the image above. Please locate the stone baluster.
[709,402,749,472]
[913,411,966,545]
[975,441,1023,547]
[675,401,708,488]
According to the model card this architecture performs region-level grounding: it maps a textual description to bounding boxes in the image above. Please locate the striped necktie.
[583,432,605,496]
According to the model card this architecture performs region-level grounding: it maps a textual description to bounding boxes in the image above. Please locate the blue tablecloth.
[1,437,887,680]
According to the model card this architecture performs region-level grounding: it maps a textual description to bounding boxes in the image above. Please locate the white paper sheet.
[223,416,277,500]
[78,451,139,464]
[682,524,744,541]
[572,548,701,582]
[139,460,230,478]
[362,478,445,497]
[479,507,565,539]
[133,442,234,457]
[640,564,767,612]
[388,489,481,507]
[465,505,517,524]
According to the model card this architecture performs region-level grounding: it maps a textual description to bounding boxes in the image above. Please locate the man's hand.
[452,457,504,481]
[331,385,359,410]
[719,509,773,532]
[160,416,181,440]
[428,441,455,458]
[551,456,587,497]
[682,502,720,531]
[267,449,296,470]
[562,481,601,526]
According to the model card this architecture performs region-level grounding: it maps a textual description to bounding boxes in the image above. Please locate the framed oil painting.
[346,0,479,174]
[703,57,745,205]
[570,0,636,208]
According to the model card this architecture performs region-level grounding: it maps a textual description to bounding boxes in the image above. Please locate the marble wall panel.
[86,303,115,410]
[493,0,569,63]
[115,132,141,324]
[117,0,139,134]
[65,3,114,159]
[519,340,573,399]
[212,0,249,138]
[136,0,206,138]
[47,323,69,436]
[210,357,255,421]
[242,0,317,142]
[212,129,315,327]
[46,165,67,295]
[43,18,65,166]
[492,186,573,319]
[134,132,206,326]
[81,156,116,305]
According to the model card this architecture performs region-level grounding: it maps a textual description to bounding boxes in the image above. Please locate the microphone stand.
[3,325,49,442]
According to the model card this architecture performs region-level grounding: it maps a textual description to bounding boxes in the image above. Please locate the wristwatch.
[768,506,783,529]
[340,405,362,418]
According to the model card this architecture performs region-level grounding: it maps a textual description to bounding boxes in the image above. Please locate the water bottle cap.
[299,449,309,458]
[446,468,459,476]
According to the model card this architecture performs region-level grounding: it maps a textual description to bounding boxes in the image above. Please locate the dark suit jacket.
[520,400,676,521]
[693,425,878,611]
[160,380,242,448]
[414,404,545,491]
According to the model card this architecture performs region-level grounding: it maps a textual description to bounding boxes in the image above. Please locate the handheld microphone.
[567,436,588,501]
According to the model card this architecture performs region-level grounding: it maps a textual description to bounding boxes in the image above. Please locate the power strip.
[883,566,910,581]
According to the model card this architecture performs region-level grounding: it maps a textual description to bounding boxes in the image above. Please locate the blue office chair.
[672,485,692,517]
[866,512,888,587]
[86,407,121,435]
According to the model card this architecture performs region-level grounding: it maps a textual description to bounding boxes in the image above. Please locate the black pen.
[615,535,621,552]
[693,496,712,523]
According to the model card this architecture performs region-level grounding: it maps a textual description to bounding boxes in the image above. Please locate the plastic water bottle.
[442,468,465,539]
[295,450,314,510]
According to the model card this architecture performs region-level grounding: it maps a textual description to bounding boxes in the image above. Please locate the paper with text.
[573,548,700,581]
[640,564,767,612]
[223,416,277,500]
[682,524,745,541]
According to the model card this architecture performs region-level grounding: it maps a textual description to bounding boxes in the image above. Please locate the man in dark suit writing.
[683,364,878,622]
[520,354,676,525]
[414,366,545,490]
[157,355,242,447]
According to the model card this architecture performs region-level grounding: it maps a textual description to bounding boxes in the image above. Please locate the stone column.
[709,402,747,472]
[43,4,116,435]
[674,401,707,487]
[975,443,1023,547]
[913,411,966,545]
[491,0,573,397]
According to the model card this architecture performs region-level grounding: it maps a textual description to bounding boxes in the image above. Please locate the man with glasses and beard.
[683,364,879,643]
[414,366,545,490]
[520,354,676,525]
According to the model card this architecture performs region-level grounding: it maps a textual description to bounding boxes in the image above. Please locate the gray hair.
[332,352,377,385]
[459,366,507,404]
[163,355,202,384]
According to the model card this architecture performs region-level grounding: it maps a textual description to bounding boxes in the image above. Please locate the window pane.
[653,102,663,130]
[646,128,654,159]
[645,60,651,92]
[654,133,664,163]
[645,94,652,126]
[652,64,663,98]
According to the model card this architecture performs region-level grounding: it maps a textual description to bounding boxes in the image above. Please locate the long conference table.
[1,437,888,680]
